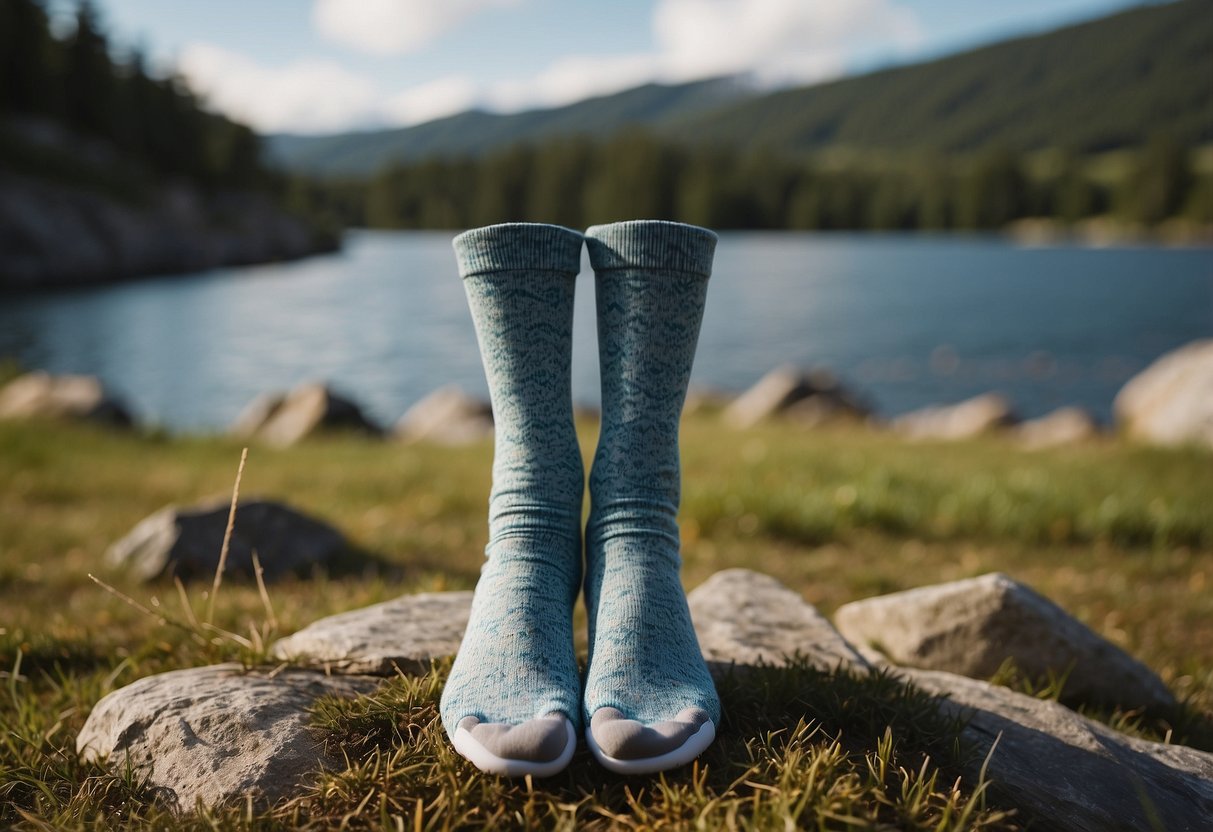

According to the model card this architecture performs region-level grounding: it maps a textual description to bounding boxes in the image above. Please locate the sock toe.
[588,707,715,773]
[453,714,576,777]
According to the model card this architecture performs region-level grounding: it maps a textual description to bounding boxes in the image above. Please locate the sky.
[74,0,1151,135]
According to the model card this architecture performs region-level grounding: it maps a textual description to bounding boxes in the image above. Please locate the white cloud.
[381,76,482,125]
[485,54,663,112]
[179,43,381,133]
[181,0,924,134]
[313,0,519,56]
[467,0,923,118]
[653,0,923,84]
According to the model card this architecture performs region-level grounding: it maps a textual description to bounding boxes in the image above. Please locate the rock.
[77,664,379,812]
[229,391,287,438]
[1016,406,1099,449]
[892,392,1017,439]
[273,591,474,675]
[394,386,493,446]
[1114,339,1213,448]
[834,573,1175,710]
[0,371,133,426]
[0,155,337,291]
[232,382,381,446]
[723,366,870,429]
[106,499,349,582]
[688,568,869,675]
[904,668,1213,832]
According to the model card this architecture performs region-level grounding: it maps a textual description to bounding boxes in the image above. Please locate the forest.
[3,0,1210,235]
[0,0,267,193]
[293,133,1211,233]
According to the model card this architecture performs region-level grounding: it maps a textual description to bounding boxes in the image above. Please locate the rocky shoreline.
[0,170,340,291]
[0,117,339,291]
[3,338,1209,451]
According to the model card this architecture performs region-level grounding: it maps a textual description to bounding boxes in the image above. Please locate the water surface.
[1,231,1209,431]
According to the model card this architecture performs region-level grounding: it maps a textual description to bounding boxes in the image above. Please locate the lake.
[1,230,1210,432]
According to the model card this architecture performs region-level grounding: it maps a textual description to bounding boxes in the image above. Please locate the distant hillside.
[267,77,749,177]
[270,1,1213,178]
[664,0,1212,156]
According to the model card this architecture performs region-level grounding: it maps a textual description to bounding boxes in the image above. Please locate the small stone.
[723,366,870,429]
[76,664,380,813]
[903,668,1213,832]
[1114,339,1213,448]
[394,386,493,446]
[688,568,869,675]
[1016,406,1099,449]
[229,391,286,438]
[0,371,133,426]
[106,499,349,582]
[892,392,1017,439]
[273,591,474,675]
[232,382,381,446]
[834,573,1175,710]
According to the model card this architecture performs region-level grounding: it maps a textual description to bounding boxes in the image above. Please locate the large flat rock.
[273,590,474,674]
[834,572,1175,710]
[77,664,379,812]
[687,568,869,674]
[905,667,1213,832]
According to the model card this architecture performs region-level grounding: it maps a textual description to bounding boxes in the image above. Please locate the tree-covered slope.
[269,1,1212,178]
[267,77,748,176]
[666,0,1212,155]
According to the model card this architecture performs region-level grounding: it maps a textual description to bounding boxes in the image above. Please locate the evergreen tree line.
[0,0,263,190]
[310,132,1211,232]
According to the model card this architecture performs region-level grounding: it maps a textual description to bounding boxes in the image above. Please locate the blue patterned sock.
[582,220,721,773]
[441,223,585,777]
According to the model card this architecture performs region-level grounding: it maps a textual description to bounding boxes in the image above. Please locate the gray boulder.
[77,664,379,812]
[106,499,349,582]
[687,568,868,674]
[232,382,381,446]
[394,386,493,446]
[1114,339,1213,448]
[273,590,474,675]
[723,366,870,429]
[893,392,1017,439]
[905,668,1213,832]
[0,371,133,426]
[693,571,1213,831]
[1016,406,1099,449]
[834,572,1175,710]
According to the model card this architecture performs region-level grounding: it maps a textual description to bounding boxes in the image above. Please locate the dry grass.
[0,416,1210,829]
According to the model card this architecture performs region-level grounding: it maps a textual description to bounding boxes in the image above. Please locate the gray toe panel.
[458,715,571,763]
[590,707,711,760]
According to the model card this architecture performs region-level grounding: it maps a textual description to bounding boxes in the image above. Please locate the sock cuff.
[453,223,584,278]
[584,221,717,278]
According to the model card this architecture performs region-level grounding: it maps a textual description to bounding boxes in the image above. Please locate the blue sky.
[76,0,1150,134]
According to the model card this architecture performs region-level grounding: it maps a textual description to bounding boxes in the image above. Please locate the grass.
[0,416,1211,829]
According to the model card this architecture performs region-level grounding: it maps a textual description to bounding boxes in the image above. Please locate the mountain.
[661,0,1212,156]
[266,76,751,177]
[269,1,1213,178]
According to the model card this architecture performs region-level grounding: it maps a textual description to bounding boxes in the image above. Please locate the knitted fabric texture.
[582,220,721,728]
[440,222,586,737]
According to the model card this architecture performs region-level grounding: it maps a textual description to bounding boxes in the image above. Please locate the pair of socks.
[440,220,720,777]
